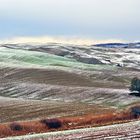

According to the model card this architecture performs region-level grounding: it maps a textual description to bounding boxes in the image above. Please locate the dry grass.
[0,108,137,138]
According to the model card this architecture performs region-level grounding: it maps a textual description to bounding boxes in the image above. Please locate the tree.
[130,77,140,93]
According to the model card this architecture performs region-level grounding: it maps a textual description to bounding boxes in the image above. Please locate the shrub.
[40,119,62,129]
[10,123,23,131]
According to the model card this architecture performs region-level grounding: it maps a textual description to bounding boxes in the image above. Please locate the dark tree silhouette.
[130,77,140,93]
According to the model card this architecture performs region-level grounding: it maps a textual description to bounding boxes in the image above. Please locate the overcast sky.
[0,0,140,42]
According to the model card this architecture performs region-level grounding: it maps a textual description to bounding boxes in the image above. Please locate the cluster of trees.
[130,77,140,93]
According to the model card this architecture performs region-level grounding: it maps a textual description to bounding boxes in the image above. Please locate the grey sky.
[0,0,140,41]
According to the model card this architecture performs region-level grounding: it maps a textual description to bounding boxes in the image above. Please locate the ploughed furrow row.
[0,97,113,123]
[1,67,138,90]
[0,81,138,108]
[0,68,94,87]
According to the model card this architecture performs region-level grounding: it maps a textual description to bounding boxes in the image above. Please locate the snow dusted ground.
[3,120,140,140]
[1,43,139,69]
[0,43,139,139]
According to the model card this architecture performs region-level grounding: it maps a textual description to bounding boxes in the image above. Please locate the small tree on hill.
[130,77,140,93]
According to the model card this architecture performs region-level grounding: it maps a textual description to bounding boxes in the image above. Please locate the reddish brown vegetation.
[0,110,138,138]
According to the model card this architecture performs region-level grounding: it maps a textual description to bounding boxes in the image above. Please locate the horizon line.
[0,36,138,45]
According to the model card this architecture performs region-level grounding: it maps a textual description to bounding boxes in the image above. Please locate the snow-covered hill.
[0,43,140,69]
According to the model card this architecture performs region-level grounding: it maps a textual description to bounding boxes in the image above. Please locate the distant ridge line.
[94,42,140,48]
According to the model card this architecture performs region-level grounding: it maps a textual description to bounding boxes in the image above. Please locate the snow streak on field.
[3,120,140,140]
[1,43,140,69]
